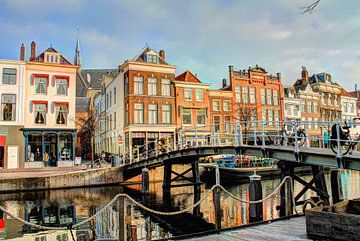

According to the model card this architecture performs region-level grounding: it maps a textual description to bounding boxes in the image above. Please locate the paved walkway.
[0,164,112,180]
[182,216,310,241]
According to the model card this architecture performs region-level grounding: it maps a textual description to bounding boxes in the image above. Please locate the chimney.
[222,78,227,88]
[30,41,36,60]
[20,43,25,61]
[301,66,308,84]
[159,49,165,60]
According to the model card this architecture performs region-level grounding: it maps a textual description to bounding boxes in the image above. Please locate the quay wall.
[0,167,124,193]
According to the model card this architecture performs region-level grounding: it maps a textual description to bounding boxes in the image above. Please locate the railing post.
[195,124,198,148]
[253,120,257,146]
[336,120,342,158]
[234,122,239,146]
[213,165,221,232]
[303,120,308,148]
[261,120,266,149]
[239,122,244,146]
[293,120,299,154]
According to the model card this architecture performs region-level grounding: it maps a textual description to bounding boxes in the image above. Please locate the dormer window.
[44,52,60,64]
[147,54,158,64]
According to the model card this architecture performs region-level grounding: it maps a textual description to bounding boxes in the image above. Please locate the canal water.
[0,168,359,241]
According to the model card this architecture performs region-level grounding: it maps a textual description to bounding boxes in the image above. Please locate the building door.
[0,147,4,168]
[7,146,19,169]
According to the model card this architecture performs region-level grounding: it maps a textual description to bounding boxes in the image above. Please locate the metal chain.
[0,176,297,230]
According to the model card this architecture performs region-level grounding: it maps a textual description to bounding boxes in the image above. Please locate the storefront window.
[27,134,42,162]
[59,134,73,161]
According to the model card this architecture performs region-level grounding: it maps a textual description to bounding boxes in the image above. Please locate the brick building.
[227,65,283,132]
[119,47,177,158]
[174,70,211,146]
[209,89,233,145]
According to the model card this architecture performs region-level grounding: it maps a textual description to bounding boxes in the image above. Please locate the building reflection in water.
[0,169,358,240]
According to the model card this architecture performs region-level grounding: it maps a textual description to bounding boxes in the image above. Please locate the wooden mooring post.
[142,167,149,194]
[213,165,221,231]
[331,169,343,204]
[249,173,263,223]
[279,161,294,217]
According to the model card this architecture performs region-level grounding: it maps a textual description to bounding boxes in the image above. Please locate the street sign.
[118,134,123,146]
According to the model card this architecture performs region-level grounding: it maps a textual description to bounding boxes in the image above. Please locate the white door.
[7,145,19,169]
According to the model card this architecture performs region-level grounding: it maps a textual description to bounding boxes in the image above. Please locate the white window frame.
[213,100,220,111]
[195,89,203,101]
[184,89,192,101]
[148,77,158,96]
[161,79,171,96]
[134,76,144,95]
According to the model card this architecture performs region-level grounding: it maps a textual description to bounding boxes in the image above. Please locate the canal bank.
[0,166,124,193]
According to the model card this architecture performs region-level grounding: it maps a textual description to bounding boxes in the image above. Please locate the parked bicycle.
[259,123,307,147]
[330,118,360,155]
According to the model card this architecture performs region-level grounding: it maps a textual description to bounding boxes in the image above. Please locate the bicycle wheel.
[330,139,352,155]
[298,132,306,147]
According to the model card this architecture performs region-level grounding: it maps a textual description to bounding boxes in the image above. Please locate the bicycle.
[257,123,306,147]
[330,118,360,155]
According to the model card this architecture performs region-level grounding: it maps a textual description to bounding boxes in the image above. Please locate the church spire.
[74,27,82,69]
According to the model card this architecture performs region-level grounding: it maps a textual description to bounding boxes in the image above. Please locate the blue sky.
[1,0,360,91]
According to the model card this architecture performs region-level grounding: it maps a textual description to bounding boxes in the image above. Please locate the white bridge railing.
[125,119,360,165]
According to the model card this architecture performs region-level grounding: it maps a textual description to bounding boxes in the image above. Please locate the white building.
[0,58,26,169]
[341,89,359,137]
[283,86,301,122]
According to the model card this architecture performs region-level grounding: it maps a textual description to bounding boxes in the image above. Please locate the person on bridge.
[323,131,329,148]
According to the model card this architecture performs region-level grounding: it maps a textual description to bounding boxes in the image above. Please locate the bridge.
[122,119,360,215]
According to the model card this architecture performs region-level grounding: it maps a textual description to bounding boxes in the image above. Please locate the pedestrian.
[43,151,49,167]
[323,131,329,148]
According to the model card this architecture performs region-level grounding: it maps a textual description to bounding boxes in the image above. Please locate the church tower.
[74,28,82,69]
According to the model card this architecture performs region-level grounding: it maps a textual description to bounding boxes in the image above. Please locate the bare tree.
[234,103,257,144]
[301,0,321,14]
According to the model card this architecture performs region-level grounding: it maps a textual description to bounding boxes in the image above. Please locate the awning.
[0,136,6,146]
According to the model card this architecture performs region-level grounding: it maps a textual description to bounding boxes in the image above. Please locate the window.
[307,101,312,113]
[195,90,203,101]
[242,86,249,104]
[214,116,221,133]
[114,87,116,104]
[225,116,231,133]
[147,54,158,63]
[185,89,192,101]
[334,96,338,106]
[125,76,129,96]
[314,118,318,129]
[161,79,171,96]
[273,90,279,105]
[268,109,274,126]
[223,101,230,111]
[109,114,112,130]
[250,87,256,104]
[56,105,67,125]
[34,104,46,124]
[148,77,158,95]
[1,94,16,121]
[235,85,241,103]
[260,88,266,105]
[125,102,129,125]
[182,108,192,125]
[35,77,47,94]
[213,100,220,111]
[274,109,279,122]
[110,91,112,106]
[266,89,272,105]
[134,76,144,95]
[262,109,267,124]
[301,100,305,113]
[56,79,68,96]
[286,104,291,116]
[2,68,16,84]
[328,93,332,105]
[308,117,312,129]
[148,104,158,124]
[162,104,171,124]
[350,103,355,113]
[134,103,144,124]
[313,102,318,114]
[294,105,299,116]
[114,112,116,129]
[106,94,109,109]
[197,109,206,125]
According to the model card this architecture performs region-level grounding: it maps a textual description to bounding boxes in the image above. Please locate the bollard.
[249,173,263,223]
[331,169,343,204]
[213,165,221,232]
[142,168,149,194]
[130,224,138,241]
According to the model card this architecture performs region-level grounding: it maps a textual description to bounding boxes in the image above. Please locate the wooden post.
[311,165,329,205]
[192,161,201,216]
[142,168,149,194]
[130,224,138,241]
[249,173,263,223]
[163,163,172,206]
[118,196,126,241]
[279,161,293,217]
[213,165,221,231]
[331,169,343,204]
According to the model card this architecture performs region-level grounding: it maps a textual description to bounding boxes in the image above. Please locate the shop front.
[22,129,76,168]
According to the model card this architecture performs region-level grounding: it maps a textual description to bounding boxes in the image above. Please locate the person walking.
[323,131,329,148]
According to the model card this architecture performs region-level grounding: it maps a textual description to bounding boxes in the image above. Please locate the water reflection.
[0,169,358,240]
